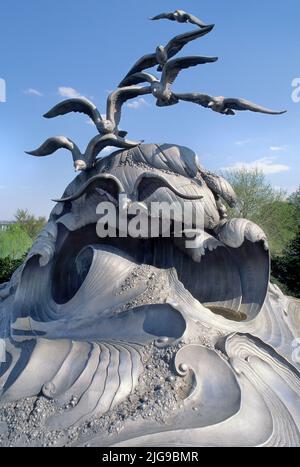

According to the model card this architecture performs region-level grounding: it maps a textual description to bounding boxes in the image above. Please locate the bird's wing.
[223,98,287,115]
[184,12,208,28]
[119,53,158,87]
[161,56,218,87]
[26,136,79,157]
[165,25,214,59]
[150,12,175,21]
[43,98,102,124]
[107,86,152,127]
[86,134,141,165]
[120,72,158,87]
[174,93,214,107]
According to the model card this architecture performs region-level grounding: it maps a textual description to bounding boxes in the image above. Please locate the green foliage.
[0,256,24,284]
[224,168,299,256]
[0,209,46,283]
[270,274,292,297]
[223,170,300,297]
[224,168,284,219]
[272,227,300,298]
[0,224,32,259]
[14,209,46,240]
[256,201,299,256]
[288,186,300,209]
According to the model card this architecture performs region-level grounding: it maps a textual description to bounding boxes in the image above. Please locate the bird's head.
[74,159,87,172]
[174,10,185,17]
[151,83,161,98]
[209,96,224,111]
[102,119,115,133]
[156,46,167,66]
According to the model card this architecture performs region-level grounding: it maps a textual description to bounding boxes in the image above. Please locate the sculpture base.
[1,284,299,448]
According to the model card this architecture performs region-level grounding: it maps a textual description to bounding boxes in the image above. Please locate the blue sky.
[0,0,299,219]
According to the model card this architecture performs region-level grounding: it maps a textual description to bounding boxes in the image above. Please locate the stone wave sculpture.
[0,144,299,447]
[0,9,298,447]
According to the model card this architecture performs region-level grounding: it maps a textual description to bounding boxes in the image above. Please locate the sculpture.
[150,9,209,28]
[119,56,219,107]
[26,9,285,167]
[173,93,286,115]
[120,24,215,77]
[0,9,299,448]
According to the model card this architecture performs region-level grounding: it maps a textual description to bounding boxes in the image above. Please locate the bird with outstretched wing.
[119,24,214,86]
[42,87,151,138]
[174,93,286,115]
[26,136,86,171]
[121,56,218,107]
[26,133,142,172]
[106,86,152,129]
[150,10,208,28]
[28,10,286,176]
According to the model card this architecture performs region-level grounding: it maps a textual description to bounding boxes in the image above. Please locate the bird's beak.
[74,160,87,172]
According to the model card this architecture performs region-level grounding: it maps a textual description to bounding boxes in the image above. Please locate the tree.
[272,226,300,298]
[223,168,299,256]
[0,256,24,283]
[256,200,299,256]
[0,224,32,259]
[288,186,300,210]
[0,209,46,281]
[14,209,46,240]
[224,168,284,219]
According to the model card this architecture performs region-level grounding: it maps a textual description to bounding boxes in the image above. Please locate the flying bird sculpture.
[119,24,214,85]
[26,134,141,171]
[27,9,286,172]
[173,93,287,115]
[150,10,208,29]
[44,86,151,137]
[120,56,218,107]
[26,136,85,171]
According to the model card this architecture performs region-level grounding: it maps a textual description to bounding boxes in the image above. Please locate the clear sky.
[0,0,299,220]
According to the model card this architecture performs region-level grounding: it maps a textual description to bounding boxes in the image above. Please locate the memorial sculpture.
[0,10,299,447]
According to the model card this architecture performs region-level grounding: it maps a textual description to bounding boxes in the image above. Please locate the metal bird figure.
[44,86,151,138]
[84,134,142,169]
[26,136,86,171]
[174,93,287,115]
[150,10,208,29]
[26,134,142,171]
[121,56,218,107]
[119,24,214,86]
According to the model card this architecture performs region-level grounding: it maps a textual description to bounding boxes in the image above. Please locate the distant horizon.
[1,0,299,219]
